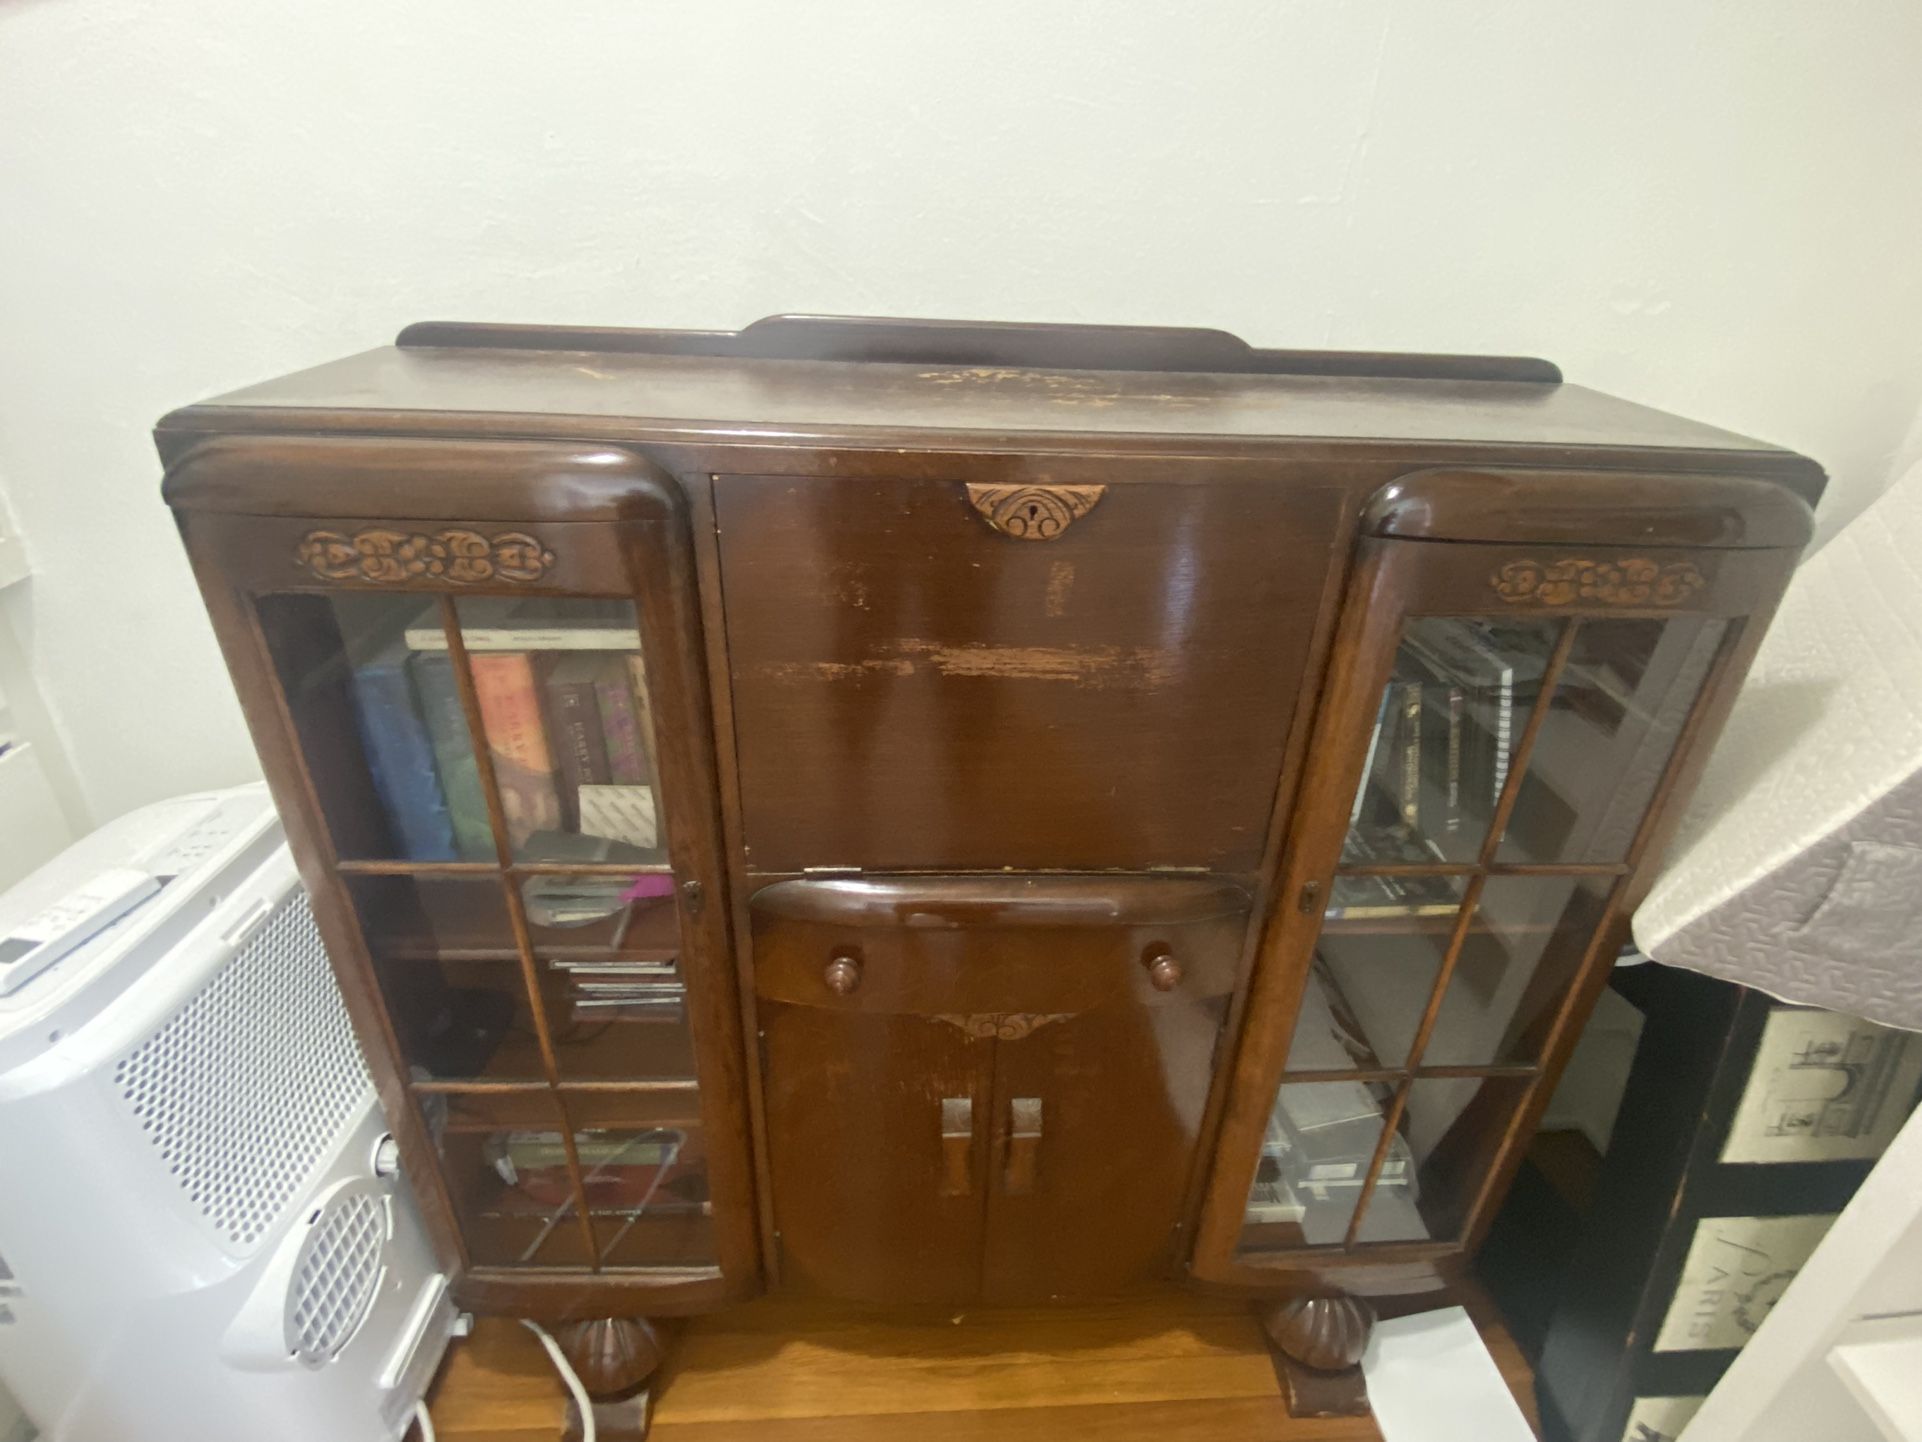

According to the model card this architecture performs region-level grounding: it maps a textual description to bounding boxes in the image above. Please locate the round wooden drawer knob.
[1145,955,1184,992]
[823,955,863,996]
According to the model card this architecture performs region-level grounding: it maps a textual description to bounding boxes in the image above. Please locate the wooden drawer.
[750,875,1249,1015]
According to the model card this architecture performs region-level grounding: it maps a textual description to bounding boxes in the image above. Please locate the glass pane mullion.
[444,597,602,1268]
[1239,618,1591,1257]
[1337,621,1581,1248]
[1443,622,1744,1243]
[1496,616,1727,864]
[1473,618,1580,866]
[1341,1079,1412,1248]
[494,869,599,1265]
[1396,619,1578,1076]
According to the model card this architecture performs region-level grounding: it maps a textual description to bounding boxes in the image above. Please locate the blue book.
[351,637,458,861]
[408,652,497,861]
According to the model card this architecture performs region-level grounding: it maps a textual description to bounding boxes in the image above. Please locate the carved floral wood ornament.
[931,1013,1076,1041]
[1491,556,1708,607]
[295,527,555,585]
[965,483,1106,540]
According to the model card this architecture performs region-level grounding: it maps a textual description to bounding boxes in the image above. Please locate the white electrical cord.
[520,1319,598,1442]
[413,1400,437,1442]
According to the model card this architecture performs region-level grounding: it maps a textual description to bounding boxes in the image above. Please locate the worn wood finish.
[398,312,1565,383]
[164,435,685,523]
[421,1291,1538,1440]
[715,465,1346,872]
[1367,467,1815,548]
[165,316,1817,1422]
[759,1004,990,1303]
[158,326,1821,496]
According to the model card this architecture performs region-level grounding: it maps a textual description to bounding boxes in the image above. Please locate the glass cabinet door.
[256,589,722,1274]
[1235,610,1728,1257]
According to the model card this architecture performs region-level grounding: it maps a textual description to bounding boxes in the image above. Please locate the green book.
[408,652,495,860]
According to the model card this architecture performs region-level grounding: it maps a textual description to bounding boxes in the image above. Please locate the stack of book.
[1326,828,1462,921]
[1251,1082,1426,1245]
[348,599,660,863]
[484,1128,705,1216]
[549,955,686,1024]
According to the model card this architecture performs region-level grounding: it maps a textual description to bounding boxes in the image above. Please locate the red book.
[469,653,562,847]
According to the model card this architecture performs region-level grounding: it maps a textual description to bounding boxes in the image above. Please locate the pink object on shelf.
[620,874,676,904]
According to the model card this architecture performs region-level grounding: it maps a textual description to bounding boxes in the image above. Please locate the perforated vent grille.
[114,891,371,1248]
[286,1191,386,1363]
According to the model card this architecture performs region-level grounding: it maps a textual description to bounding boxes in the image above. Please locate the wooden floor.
[424,1290,1538,1441]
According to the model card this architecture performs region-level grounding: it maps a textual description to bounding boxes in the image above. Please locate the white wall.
[3,0,1921,825]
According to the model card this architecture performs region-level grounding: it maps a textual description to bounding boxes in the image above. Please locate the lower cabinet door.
[980,996,1227,1301]
[752,875,1248,1305]
[760,1004,991,1304]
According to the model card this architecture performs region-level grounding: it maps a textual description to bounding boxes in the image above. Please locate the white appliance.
[0,784,454,1442]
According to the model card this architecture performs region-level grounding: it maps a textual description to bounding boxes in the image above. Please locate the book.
[1399,642,1466,838]
[521,871,632,928]
[1328,826,1458,920]
[469,653,563,847]
[1349,688,1394,826]
[543,654,613,829]
[407,652,496,860]
[1394,676,1422,828]
[1271,1080,1390,1176]
[405,597,640,652]
[595,659,650,785]
[1326,872,1461,920]
[486,1128,696,1213]
[1408,620,1519,822]
[1353,672,1424,833]
[1246,1171,1307,1226]
[577,785,659,851]
[349,636,458,861]
[1262,1082,1417,1240]
[547,959,679,976]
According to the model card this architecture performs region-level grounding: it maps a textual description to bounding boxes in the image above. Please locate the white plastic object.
[0,785,455,1441]
[520,1320,598,1442]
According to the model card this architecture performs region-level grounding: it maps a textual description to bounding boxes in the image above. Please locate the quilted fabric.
[1634,459,1922,1032]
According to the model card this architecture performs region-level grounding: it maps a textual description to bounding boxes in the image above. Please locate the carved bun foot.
[554,1316,670,1396]
[1257,1293,1375,1419]
[551,1317,673,1441]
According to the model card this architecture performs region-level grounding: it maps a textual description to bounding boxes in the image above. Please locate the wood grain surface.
[423,1292,1536,1441]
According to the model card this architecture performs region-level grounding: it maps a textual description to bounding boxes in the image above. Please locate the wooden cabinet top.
[155,315,1820,499]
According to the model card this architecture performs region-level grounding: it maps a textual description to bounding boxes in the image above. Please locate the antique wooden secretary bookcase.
[160,315,1819,1425]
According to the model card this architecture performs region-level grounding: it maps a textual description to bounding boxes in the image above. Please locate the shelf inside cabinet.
[1320,909,1578,939]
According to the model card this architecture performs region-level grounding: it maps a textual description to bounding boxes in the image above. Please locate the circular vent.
[284,1192,386,1364]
